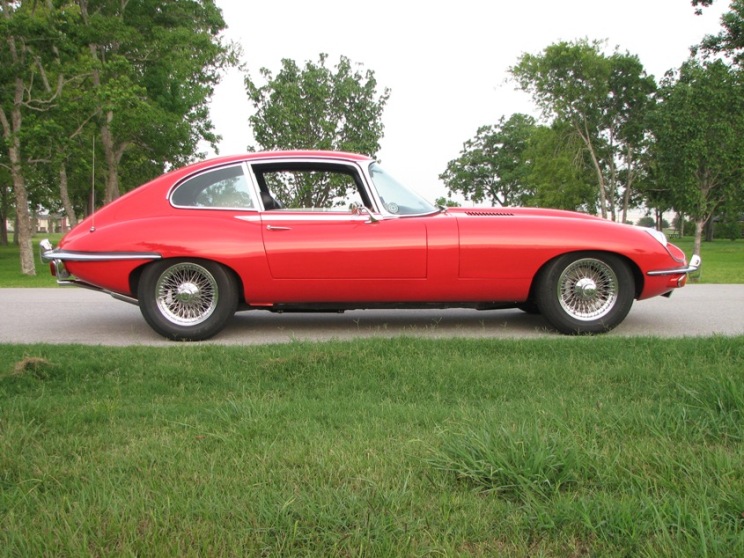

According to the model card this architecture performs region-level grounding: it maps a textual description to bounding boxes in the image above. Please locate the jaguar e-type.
[40,151,700,340]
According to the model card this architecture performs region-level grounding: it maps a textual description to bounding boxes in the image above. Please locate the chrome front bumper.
[647,254,702,276]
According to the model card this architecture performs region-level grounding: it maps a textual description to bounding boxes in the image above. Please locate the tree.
[440,114,536,207]
[1,0,235,275]
[510,40,655,221]
[76,0,235,204]
[653,59,744,256]
[434,196,460,208]
[1,163,10,245]
[0,0,69,274]
[694,0,744,65]
[245,54,389,207]
[523,122,598,211]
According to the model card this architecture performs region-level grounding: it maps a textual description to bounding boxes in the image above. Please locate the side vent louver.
[464,210,514,217]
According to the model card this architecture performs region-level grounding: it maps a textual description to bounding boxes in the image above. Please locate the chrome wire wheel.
[155,262,219,326]
[556,258,619,321]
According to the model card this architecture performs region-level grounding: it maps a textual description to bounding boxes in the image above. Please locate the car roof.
[200,150,374,167]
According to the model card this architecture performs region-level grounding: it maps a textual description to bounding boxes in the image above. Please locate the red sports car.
[40,150,700,341]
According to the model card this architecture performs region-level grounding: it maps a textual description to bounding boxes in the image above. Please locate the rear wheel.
[138,259,238,341]
[536,253,634,334]
[517,301,540,315]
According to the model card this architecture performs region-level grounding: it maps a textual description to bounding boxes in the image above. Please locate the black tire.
[517,301,541,315]
[138,259,238,341]
[535,252,634,335]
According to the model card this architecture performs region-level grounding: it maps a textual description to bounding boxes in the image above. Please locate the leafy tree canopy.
[245,53,389,155]
[652,58,744,254]
[510,40,655,220]
[440,114,537,207]
[244,53,389,207]
[695,0,744,65]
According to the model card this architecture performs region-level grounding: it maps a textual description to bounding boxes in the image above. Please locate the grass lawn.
[671,237,743,283]
[2,233,742,555]
[0,235,741,287]
[2,337,744,556]
[0,235,63,288]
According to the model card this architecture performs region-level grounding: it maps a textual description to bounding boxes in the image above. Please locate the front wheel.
[535,253,635,335]
[138,259,238,341]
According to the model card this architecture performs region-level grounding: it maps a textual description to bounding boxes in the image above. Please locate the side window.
[257,168,368,210]
[171,165,255,209]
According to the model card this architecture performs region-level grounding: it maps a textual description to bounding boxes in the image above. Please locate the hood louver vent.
[465,210,514,217]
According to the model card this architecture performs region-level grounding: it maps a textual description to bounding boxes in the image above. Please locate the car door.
[253,161,427,281]
[261,211,427,279]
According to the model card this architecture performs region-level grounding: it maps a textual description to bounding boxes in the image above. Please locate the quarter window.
[171,165,255,209]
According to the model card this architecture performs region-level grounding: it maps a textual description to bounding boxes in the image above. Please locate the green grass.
[2,337,743,556]
[0,235,63,287]
[0,235,740,286]
[671,237,744,283]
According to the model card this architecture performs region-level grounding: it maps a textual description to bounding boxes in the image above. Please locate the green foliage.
[440,114,536,207]
[441,115,598,211]
[1,336,744,555]
[696,0,744,65]
[74,0,236,202]
[3,0,235,197]
[510,40,656,220]
[522,121,598,211]
[244,54,389,208]
[0,0,237,274]
[652,59,744,253]
[716,212,744,240]
[434,196,461,208]
[245,53,389,155]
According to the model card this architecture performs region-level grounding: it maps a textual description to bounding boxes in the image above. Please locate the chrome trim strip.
[236,213,373,223]
[41,249,162,263]
[647,254,701,276]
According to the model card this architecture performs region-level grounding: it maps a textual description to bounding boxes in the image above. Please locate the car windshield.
[368,162,438,216]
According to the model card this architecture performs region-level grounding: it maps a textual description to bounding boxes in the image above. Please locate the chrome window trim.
[168,162,260,212]
[246,157,378,213]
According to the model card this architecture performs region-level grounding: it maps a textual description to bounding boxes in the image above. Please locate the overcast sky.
[208,0,729,201]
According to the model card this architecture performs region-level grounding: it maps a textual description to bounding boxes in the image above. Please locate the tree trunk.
[694,219,705,258]
[704,218,714,242]
[0,185,8,245]
[100,110,128,205]
[10,166,35,275]
[59,163,78,228]
[621,144,636,225]
[0,212,7,246]
[0,79,36,275]
[576,120,607,219]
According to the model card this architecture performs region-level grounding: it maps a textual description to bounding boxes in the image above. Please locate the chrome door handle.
[266,225,291,231]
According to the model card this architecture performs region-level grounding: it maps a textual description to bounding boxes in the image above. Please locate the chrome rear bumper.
[38,238,140,305]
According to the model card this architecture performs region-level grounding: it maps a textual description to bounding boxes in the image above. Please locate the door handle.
[266,225,291,231]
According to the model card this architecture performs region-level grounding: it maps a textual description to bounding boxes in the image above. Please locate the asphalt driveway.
[1,285,741,346]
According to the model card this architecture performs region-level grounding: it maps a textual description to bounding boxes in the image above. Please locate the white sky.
[208,0,728,201]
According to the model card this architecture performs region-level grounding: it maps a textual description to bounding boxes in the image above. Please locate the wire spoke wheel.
[155,262,219,326]
[138,259,238,341]
[536,252,634,335]
[557,258,619,321]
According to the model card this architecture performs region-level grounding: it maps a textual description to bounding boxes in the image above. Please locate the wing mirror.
[350,203,379,223]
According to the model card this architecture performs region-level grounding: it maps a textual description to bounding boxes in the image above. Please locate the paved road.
[1,285,742,346]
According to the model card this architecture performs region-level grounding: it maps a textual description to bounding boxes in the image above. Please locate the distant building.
[4,213,72,235]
